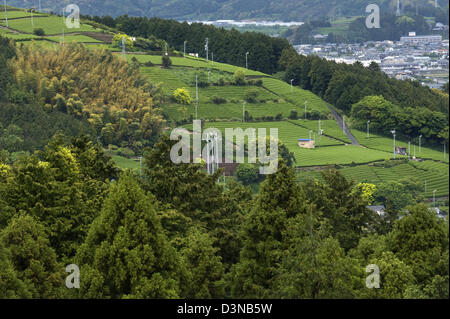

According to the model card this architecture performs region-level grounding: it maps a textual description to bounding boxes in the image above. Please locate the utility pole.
[290,79,294,92]
[318,120,322,148]
[245,52,249,69]
[367,120,370,138]
[206,133,210,175]
[183,40,187,58]
[122,37,126,60]
[242,102,246,122]
[212,52,214,64]
[206,133,219,175]
[319,130,324,148]
[391,130,396,159]
[408,141,411,160]
[30,8,34,27]
[205,38,209,62]
[396,0,401,16]
[414,144,416,159]
[304,101,307,120]
[433,190,437,208]
[195,75,198,119]
[419,135,422,153]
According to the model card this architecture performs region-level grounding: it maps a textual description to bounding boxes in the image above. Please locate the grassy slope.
[351,129,449,164]
[2,7,448,198]
[185,121,394,167]
[297,160,449,198]
[138,52,447,197]
[3,15,96,34]
[137,57,333,122]
[112,155,140,170]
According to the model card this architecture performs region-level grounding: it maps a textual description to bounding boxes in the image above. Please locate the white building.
[400,35,442,44]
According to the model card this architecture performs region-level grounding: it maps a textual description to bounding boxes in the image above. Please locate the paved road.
[328,105,360,146]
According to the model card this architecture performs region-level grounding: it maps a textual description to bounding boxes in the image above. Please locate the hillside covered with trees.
[1,133,448,298]
[0,38,164,161]
[279,48,449,146]
[7,0,449,22]
[0,6,449,300]
[89,15,291,75]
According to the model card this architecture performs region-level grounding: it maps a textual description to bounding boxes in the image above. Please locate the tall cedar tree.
[75,173,185,298]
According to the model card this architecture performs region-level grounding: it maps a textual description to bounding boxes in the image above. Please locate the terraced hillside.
[129,52,449,198]
[0,6,113,46]
[351,129,449,163]
[131,53,332,123]
[185,121,395,167]
[1,6,448,199]
[297,160,449,198]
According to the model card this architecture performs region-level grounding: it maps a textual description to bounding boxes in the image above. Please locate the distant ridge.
[6,0,448,21]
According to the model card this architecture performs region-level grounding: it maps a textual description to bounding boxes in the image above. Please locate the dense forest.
[279,48,449,145]
[0,38,165,160]
[86,15,291,75]
[7,0,449,21]
[0,8,449,297]
[0,133,448,298]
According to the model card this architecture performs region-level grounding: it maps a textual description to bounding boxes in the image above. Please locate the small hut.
[298,139,315,149]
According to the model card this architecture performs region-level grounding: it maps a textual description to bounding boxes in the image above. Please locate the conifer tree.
[76,173,185,298]
[0,241,31,299]
[0,215,65,298]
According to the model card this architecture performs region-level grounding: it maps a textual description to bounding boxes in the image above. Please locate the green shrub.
[234,69,246,86]
[289,110,298,120]
[211,96,227,104]
[33,28,45,36]
[194,72,210,88]
[162,55,172,68]
[244,89,260,103]
[173,88,192,105]
[118,147,135,158]
[236,163,259,185]
[112,33,134,49]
